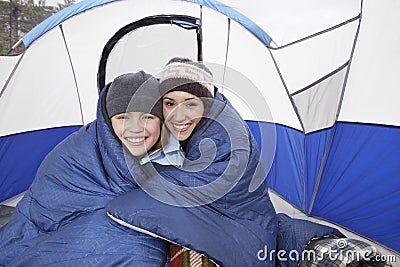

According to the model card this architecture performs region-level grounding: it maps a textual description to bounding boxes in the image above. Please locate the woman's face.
[163,91,205,141]
[111,112,161,158]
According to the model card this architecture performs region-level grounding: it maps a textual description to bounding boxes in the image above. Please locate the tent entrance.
[98,15,202,89]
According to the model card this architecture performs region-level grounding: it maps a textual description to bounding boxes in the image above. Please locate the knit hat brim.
[106,71,162,120]
[159,62,214,98]
[107,95,163,119]
[159,78,214,99]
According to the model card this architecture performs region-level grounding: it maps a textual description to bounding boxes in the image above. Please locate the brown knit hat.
[159,57,214,98]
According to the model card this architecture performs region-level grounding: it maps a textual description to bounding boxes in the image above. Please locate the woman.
[157,59,352,267]
[107,58,279,266]
[0,71,170,266]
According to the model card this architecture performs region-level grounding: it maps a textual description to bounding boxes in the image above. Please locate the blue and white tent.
[0,0,399,259]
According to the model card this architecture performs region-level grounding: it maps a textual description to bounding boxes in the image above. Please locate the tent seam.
[307,0,364,215]
[0,52,26,100]
[60,24,85,125]
[269,15,361,50]
[290,62,349,97]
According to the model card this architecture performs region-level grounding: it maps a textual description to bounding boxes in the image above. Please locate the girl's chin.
[125,146,147,157]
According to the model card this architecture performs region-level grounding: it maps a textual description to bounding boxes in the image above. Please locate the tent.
[0,0,399,260]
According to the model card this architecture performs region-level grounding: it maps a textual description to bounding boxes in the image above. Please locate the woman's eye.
[186,102,198,108]
[163,101,174,107]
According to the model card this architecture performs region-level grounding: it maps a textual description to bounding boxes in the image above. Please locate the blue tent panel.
[0,126,81,203]
[247,121,304,210]
[311,122,400,253]
[305,127,333,212]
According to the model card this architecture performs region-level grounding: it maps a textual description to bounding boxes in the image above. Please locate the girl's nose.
[125,118,143,133]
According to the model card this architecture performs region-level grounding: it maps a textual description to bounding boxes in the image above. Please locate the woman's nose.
[172,104,186,122]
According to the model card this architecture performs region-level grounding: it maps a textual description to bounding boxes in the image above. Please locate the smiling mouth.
[172,123,191,133]
[125,137,146,146]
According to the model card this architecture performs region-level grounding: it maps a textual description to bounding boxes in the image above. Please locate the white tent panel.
[0,28,82,137]
[219,0,361,47]
[61,0,201,124]
[0,55,21,91]
[222,19,301,130]
[219,89,258,121]
[270,20,358,94]
[293,68,347,133]
[159,5,264,122]
[201,5,229,73]
[339,0,400,127]
[106,24,198,83]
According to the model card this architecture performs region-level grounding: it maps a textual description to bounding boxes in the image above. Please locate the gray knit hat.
[159,57,214,98]
[106,71,162,119]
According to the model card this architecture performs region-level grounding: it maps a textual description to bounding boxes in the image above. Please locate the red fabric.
[169,244,216,267]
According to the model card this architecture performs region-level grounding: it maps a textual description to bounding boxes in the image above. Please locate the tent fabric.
[185,0,272,46]
[0,126,81,203]
[20,0,362,49]
[99,15,201,88]
[265,122,400,253]
[0,55,22,91]
[310,122,400,252]
[266,124,304,209]
[21,0,116,47]
[304,127,334,211]
[0,27,84,137]
[338,0,400,127]
[21,0,272,48]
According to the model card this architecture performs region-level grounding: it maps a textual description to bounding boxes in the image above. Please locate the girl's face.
[163,91,205,142]
[111,112,161,158]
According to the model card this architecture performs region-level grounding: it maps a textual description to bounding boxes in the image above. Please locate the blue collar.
[140,132,185,167]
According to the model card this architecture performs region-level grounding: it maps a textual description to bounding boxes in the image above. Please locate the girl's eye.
[142,114,155,120]
[116,115,127,120]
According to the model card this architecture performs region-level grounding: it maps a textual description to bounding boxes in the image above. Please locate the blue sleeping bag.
[0,85,168,266]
